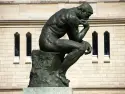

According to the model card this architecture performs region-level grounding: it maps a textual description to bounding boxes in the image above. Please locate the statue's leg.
[58,49,84,75]
[56,48,85,84]
[53,39,87,83]
[39,38,90,84]
[59,40,91,76]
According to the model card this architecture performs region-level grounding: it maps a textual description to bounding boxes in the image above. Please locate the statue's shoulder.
[58,8,68,13]
[67,13,79,22]
[66,10,77,20]
[66,11,80,26]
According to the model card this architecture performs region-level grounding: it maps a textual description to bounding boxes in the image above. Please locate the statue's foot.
[56,71,70,85]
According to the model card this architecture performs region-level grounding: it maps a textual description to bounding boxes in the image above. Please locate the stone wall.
[68,25,125,88]
[0,3,125,20]
[73,88,125,94]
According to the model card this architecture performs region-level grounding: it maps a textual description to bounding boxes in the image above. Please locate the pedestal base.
[23,87,72,94]
[28,50,69,87]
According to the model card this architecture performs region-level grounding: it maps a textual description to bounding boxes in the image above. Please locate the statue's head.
[77,2,93,20]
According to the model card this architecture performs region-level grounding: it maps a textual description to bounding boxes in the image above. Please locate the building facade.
[0,0,125,94]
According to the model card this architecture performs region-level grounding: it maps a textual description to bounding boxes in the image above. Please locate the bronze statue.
[29,2,93,87]
[39,2,93,83]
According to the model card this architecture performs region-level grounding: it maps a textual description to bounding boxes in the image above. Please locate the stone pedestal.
[28,50,69,87]
[23,87,72,94]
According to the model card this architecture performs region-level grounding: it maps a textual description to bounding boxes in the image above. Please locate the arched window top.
[93,31,97,34]
[105,31,109,33]
[92,31,98,35]
[14,32,20,57]
[104,31,110,41]
[104,31,110,55]
[26,32,32,56]
[104,31,110,35]
[26,32,31,36]
[14,32,20,36]
[92,31,98,55]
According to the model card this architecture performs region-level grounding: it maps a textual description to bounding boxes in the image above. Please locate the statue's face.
[77,4,93,20]
[79,10,93,20]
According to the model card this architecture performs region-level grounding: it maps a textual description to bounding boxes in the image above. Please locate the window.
[104,31,110,55]
[26,32,32,56]
[14,32,20,56]
[92,31,98,55]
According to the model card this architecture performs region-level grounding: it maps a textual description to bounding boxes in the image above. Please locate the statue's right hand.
[84,41,92,55]
[80,20,89,28]
[83,21,89,28]
[80,19,86,24]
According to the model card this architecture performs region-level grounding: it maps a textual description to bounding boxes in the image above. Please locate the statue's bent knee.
[78,45,86,55]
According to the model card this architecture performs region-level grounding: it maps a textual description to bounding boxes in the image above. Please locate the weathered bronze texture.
[29,2,93,87]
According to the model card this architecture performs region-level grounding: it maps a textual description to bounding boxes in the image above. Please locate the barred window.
[104,31,110,55]
[26,32,32,56]
[14,32,20,56]
[92,31,98,55]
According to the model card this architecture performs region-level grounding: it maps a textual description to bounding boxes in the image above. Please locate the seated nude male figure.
[39,2,93,83]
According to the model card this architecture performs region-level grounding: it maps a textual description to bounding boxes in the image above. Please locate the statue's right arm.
[67,16,81,42]
[78,21,90,41]
[67,16,88,42]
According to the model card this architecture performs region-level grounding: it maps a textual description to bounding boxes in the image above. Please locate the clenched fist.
[82,40,92,55]
[80,19,89,28]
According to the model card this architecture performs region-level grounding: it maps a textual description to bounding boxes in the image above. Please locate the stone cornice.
[0,18,125,26]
